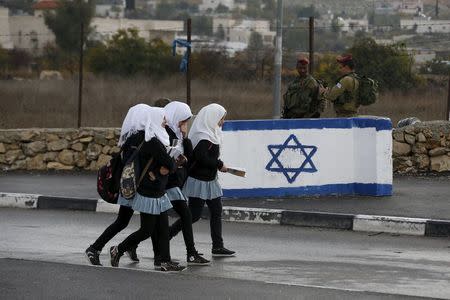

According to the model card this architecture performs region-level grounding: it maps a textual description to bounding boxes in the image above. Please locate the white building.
[0,7,14,49]
[91,18,184,45]
[375,0,423,15]
[335,17,369,35]
[199,0,235,12]
[213,18,275,46]
[95,4,125,19]
[401,19,450,33]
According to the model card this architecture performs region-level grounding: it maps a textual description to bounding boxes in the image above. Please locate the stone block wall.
[392,121,450,173]
[0,128,120,171]
[1,122,450,173]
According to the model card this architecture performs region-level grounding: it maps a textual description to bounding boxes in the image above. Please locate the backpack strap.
[138,157,153,186]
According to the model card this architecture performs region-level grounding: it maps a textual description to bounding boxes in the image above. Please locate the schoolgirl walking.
[170,103,235,257]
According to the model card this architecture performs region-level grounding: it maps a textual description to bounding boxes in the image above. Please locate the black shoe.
[187,252,210,265]
[154,256,179,269]
[126,247,139,262]
[160,261,186,272]
[110,246,121,267]
[85,246,102,266]
[212,247,235,257]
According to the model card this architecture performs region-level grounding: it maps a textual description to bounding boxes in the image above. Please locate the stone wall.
[1,122,450,173]
[392,121,450,173]
[0,128,120,171]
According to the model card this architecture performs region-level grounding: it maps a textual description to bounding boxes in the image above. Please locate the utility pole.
[186,18,191,107]
[77,1,84,128]
[436,0,439,17]
[309,16,314,74]
[447,75,450,121]
[272,0,283,119]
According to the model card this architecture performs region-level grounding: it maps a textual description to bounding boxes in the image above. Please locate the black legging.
[118,211,170,262]
[170,197,223,249]
[153,200,196,257]
[91,205,134,252]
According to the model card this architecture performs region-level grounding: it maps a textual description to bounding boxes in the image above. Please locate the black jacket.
[188,139,223,182]
[123,131,175,198]
[165,126,193,189]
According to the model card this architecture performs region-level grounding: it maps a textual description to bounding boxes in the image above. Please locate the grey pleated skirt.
[182,176,223,200]
[128,192,172,215]
[166,187,187,201]
[117,194,133,208]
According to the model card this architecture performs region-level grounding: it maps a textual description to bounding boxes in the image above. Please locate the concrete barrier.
[219,117,392,198]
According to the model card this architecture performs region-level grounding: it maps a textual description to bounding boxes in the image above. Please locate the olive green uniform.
[325,73,360,118]
[282,75,324,119]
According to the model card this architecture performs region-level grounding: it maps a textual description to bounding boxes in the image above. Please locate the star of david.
[265,134,318,184]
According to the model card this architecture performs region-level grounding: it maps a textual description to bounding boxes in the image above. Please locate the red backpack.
[97,152,123,204]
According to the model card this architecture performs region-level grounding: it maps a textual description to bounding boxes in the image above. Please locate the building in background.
[401,18,450,33]
[213,18,275,46]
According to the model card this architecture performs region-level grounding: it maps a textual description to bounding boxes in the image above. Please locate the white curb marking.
[353,214,427,236]
[0,193,40,209]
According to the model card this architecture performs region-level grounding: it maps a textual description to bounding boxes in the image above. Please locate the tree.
[2,0,34,14]
[349,37,419,91]
[297,5,320,18]
[216,24,225,41]
[245,0,261,18]
[192,16,213,36]
[155,0,176,19]
[44,0,94,55]
[216,4,229,14]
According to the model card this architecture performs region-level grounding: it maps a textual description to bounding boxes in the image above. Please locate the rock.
[78,130,94,139]
[404,126,415,135]
[412,143,427,154]
[429,147,447,157]
[110,146,120,154]
[80,136,93,143]
[19,130,38,142]
[413,154,430,170]
[87,160,98,171]
[11,159,27,170]
[392,131,405,142]
[430,155,450,172]
[6,144,20,150]
[404,134,415,145]
[22,141,46,156]
[0,143,5,153]
[58,149,74,165]
[86,143,103,161]
[94,134,108,146]
[26,154,46,170]
[96,154,112,169]
[46,133,59,142]
[0,132,15,143]
[105,130,115,140]
[74,152,87,168]
[0,154,4,163]
[48,139,69,151]
[47,162,74,170]
[108,139,117,146]
[416,133,426,143]
[102,145,111,154]
[393,141,411,156]
[71,143,84,152]
[5,150,24,164]
[43,152,58,162]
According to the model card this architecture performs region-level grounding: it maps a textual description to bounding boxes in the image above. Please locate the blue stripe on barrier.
[223,183,392,198]
[223,118,392,132]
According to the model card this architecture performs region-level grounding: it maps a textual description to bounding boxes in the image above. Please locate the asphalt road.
[1,208,450,299]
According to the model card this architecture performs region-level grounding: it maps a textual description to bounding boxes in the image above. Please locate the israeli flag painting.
[219,117,393,198]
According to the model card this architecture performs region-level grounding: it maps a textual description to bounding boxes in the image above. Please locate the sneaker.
[212,247,235,257]
[126,247,139,262]
[187,252,210,265]
[154,257,179,269]
[110,246,122,267]
[160,261,186,272]
[85,246,102,266]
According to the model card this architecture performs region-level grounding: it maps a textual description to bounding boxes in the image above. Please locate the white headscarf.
[145,107,170,146]
[189,103,227,148]
[118,104,152,146]
[164,101,193,140]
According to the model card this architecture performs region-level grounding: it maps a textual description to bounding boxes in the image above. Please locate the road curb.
[1,192,450,238]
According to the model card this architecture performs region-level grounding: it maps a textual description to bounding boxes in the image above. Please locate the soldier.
[282,57,324,119]
[323,54,360,118]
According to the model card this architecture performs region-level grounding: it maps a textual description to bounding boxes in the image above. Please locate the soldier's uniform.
[282,58,324,119]
[324,55,360,118]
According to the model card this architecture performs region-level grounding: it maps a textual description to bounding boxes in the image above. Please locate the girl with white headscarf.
[149,101,210,266]
[101,105,184,272]
[172,103,235,257]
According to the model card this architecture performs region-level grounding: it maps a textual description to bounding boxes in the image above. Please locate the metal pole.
[446,75,450,121]
[309,16,314,74]
[77,21,84,128]
[272,0,283,119]
[186,18,191,107]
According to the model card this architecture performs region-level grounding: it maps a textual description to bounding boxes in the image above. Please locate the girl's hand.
[160,166,170,175]
[220,164,228,173]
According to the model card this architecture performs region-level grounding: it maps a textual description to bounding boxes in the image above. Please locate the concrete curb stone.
[1,192,449,238]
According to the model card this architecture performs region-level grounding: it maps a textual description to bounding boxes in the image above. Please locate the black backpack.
[97,152,123,204]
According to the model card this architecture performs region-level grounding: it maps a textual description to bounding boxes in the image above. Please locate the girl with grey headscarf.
[171,103,236,257]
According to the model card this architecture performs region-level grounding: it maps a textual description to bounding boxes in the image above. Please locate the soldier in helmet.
[282,57,324,119]
[323,54,360,118]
